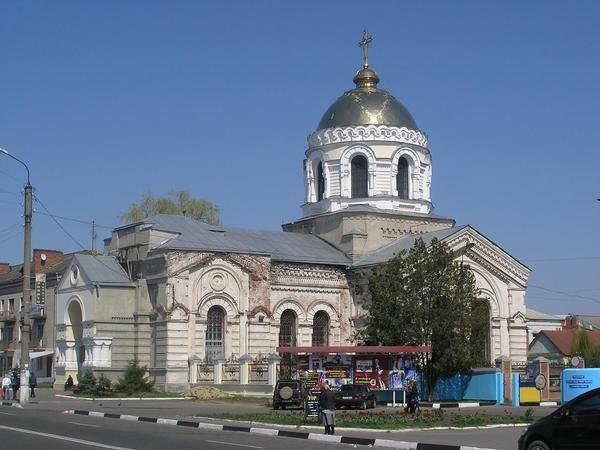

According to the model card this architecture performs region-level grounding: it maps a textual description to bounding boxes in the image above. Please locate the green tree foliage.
[113,360,154,395]
[74,371,112,397]
[357,238,487,399]
[120,190,220,225]
[571,328,600,367]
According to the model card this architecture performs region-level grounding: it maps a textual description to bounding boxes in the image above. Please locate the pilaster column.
[239,353,252,385]
[268,353,282,387]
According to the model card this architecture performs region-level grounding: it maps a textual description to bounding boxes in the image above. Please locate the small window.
[396,157,409,199]
[317,162,325,201]
[351,155,368,198]
[279,309,297,347]
[8,299,14,313]
[572,392,600,416]
[312,311,330,347]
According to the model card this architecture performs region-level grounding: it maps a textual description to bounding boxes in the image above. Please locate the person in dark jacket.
[29,371,37,398]
[319,382,336,435]
[10,371,19,400]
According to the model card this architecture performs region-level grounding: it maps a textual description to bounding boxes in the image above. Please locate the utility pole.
[20,182,32,404]
[91,220,97,252]
[1,148,32,405]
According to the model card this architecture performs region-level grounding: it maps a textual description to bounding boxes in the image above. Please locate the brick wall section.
[33,249,64,274]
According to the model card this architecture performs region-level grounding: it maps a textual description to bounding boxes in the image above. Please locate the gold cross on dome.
[358,29,373,68]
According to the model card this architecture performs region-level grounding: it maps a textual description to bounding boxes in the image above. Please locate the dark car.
[335,384,376,409]
[272,380,307,410]
[518,387,600,450]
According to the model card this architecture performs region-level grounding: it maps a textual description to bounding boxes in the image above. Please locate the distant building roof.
[534,329,600,356]
[131,215,351,266]
[526,308,565,321]
[72,254,134,287]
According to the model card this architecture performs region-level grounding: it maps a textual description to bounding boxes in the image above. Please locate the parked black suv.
[518,387,600,450]
[272,380,308,410]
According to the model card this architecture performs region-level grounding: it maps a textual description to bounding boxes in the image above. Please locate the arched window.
[205,305,225,363]
[351,155,368,198]
[279,309,297,347]
[317,162,325,201]
[312,311,330,347]
[396,157,409,199]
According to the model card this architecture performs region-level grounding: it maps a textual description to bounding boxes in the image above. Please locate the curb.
[520,401,559,407]
[55,394,193,401]
[63,409,498,450]
[387,401,496,409]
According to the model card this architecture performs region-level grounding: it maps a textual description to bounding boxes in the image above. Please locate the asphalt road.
[0,407,350,450]
[2,389,551,450]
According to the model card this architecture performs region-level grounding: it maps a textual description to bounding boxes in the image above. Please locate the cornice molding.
[308,125,428,148]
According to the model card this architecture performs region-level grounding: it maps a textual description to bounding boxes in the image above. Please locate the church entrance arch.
[65,299,84,372]
[205,305,226,363]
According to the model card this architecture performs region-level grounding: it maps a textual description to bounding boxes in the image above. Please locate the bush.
[74,371,112,397]
[113,360,154,395]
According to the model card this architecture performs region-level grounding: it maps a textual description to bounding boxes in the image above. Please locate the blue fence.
[431,369,503,403]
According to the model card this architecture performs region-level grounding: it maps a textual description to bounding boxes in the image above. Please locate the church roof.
[141,215,352,266]
[72,254,134,286]
[352,225,469,268]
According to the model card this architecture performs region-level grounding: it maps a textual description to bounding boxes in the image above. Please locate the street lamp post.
[0,148,32,405]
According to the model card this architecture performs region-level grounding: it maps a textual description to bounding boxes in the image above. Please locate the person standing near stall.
[319,381,336,435]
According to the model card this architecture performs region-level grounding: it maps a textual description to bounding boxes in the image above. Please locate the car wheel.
[281,404,286,410]
[370,400,376,409]
[361,400,367,410]
[527,440,550,450]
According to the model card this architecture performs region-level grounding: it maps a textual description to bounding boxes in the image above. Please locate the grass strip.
[203,408,536,430]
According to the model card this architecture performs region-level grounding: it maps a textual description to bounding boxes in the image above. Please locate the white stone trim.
[390,147,421,200]
[272,299,306,322]
[308,125,428,148]
[197,295,239,318]
[306,301,338,322]
[340,145,377,198]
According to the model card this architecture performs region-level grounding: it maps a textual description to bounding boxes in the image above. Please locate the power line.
[33,195,128,280]
[34,209,114,229]
[528,283,600,305]
[523,256,600,262]
[34,196,87,251]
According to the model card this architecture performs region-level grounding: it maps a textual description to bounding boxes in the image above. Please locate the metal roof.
[138,215,351,266]
[72,254,134,287]
[352,225,468,268]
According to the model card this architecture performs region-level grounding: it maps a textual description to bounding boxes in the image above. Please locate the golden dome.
[317,66,418,132]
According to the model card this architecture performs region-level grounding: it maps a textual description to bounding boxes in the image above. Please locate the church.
[54,34,530,391]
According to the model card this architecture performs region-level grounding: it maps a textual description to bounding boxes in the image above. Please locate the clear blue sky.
[1,1,599,315]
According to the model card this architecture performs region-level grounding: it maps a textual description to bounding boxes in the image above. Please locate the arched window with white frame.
[205,305,226,363]
[312,311,329,346]
[396,157,409,199]
[279,309,297,347]
[317,161,325,201]
[351,155,368,198]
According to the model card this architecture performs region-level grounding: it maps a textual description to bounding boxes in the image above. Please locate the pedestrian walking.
[29,371,37,398]
[10,371,19,400]
[2,374,11,400]
[319,381,336,435]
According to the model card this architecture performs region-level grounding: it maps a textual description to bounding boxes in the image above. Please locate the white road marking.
[0,424,136,449]
[68,421,102,428]
[0,412,15,415]
[205,440,264,449]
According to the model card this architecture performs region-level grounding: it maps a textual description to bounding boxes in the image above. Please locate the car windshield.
[340,385,356,392]
[277,382,298,389]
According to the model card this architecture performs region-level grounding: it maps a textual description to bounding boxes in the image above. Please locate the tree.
[113,359,154,395]
[356,237,486,399]
[571,328,600,367]
[120,190,220,225]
